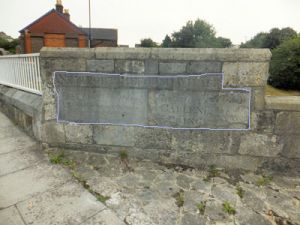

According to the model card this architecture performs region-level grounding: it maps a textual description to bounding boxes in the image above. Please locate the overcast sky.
[1,0,299,47]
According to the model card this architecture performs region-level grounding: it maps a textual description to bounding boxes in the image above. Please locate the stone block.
[93,125,139,147]
[42,85,56,105]
[65,124,93,144]
[275,112,300,135]
[40,47,95,59]
[186,61,222,74]
[239,133,282,157]
[145,59,159,74]
[159,62,186,74]
[115,60,145,74]
[250,111,275,133]
[265,96,300,111]
[43,104,56,121]
[222,62,269,87]
[171,130,240,154]
[42,122,65,144]
[87,59,114,72]
[47,58,87,72]
[96,47,151,60]
[173,74,223,91]
[134,128,172,150]
[32,111,42,141]
[281,136,300,158]
[174,152,262,171]
[252,87,265,110]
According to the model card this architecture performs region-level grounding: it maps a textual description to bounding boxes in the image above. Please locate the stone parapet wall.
[37,47,300,172]
[0,85,42,139]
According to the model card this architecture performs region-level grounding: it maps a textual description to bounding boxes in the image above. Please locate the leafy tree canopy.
[160,19,231,48]
[241,27,298,49]
[161,35,172,48]
[140,38,158,48]
[240,32,268,48]
[0,37,19,53]
[268,37,300,90]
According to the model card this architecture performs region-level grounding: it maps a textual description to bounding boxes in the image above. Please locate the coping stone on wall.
[93,47,271,62]
[0,85,42,117]
[265,96,300,111]
[40,47,95,59]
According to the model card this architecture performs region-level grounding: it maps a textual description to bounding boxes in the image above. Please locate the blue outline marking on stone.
[53,71,251,131]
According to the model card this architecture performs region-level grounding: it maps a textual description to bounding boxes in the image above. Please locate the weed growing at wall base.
[222,201,236,215]
[196,201,206,215]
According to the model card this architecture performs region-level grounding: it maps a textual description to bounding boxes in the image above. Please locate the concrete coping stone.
[265,96,300,111]
[40,47,271,62]
[0,85,42,116]
[40,47,95,59]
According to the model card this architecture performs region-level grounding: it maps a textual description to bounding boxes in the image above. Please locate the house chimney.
[55,0,63,14]
[64,9,70,20]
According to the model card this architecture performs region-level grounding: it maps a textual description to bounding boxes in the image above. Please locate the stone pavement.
[47,149,300,225]
[0,112,124,225]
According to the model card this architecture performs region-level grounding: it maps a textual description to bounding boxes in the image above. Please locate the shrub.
[268,37,300,90]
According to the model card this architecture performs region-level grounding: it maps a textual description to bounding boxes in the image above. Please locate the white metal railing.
[0,53,42,95]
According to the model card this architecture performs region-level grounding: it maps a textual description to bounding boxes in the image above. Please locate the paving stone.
[239,183,268,213]
[183,190,206,213]
[0,162,70,208]
[181,213,206,225]
[0,206,25,225]
[83,209,125,225]
[49,148,300,225]
[0,148,45,176]
[17,181,106,225]
[191,178,212,193]
[176,174,195,190]
[0,135,36,154]
[124,207,156,225]
[0,125,25,139]
[211,184,239,203]
[264,188,300,222]
[143,199,178,225]
[205,200,229,221]
[235,206,272,225]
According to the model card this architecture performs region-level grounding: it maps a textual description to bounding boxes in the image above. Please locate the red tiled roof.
[19,9,85,35]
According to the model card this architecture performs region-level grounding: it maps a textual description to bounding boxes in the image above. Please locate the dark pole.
[88,0,91,48]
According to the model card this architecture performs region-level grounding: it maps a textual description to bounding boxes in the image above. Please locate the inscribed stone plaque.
[54,72,251,130]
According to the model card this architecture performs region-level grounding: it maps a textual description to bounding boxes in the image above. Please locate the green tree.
[171,19,216,48]
[241,27,298,49]
[161,35,172,48]
[0,37,19,53]
[164,19,231,48]
[264,27,297,49]
[215,37,232,48]
[140,38,157,47]
[268,37,300,90]
[240,32,268,48]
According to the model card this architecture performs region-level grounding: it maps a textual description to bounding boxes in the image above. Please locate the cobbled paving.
[47,148,300,225]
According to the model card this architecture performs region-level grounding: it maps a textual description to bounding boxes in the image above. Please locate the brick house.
[19,0,118,53]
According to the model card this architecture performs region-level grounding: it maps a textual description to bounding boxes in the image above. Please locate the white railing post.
[0,53,42,95]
